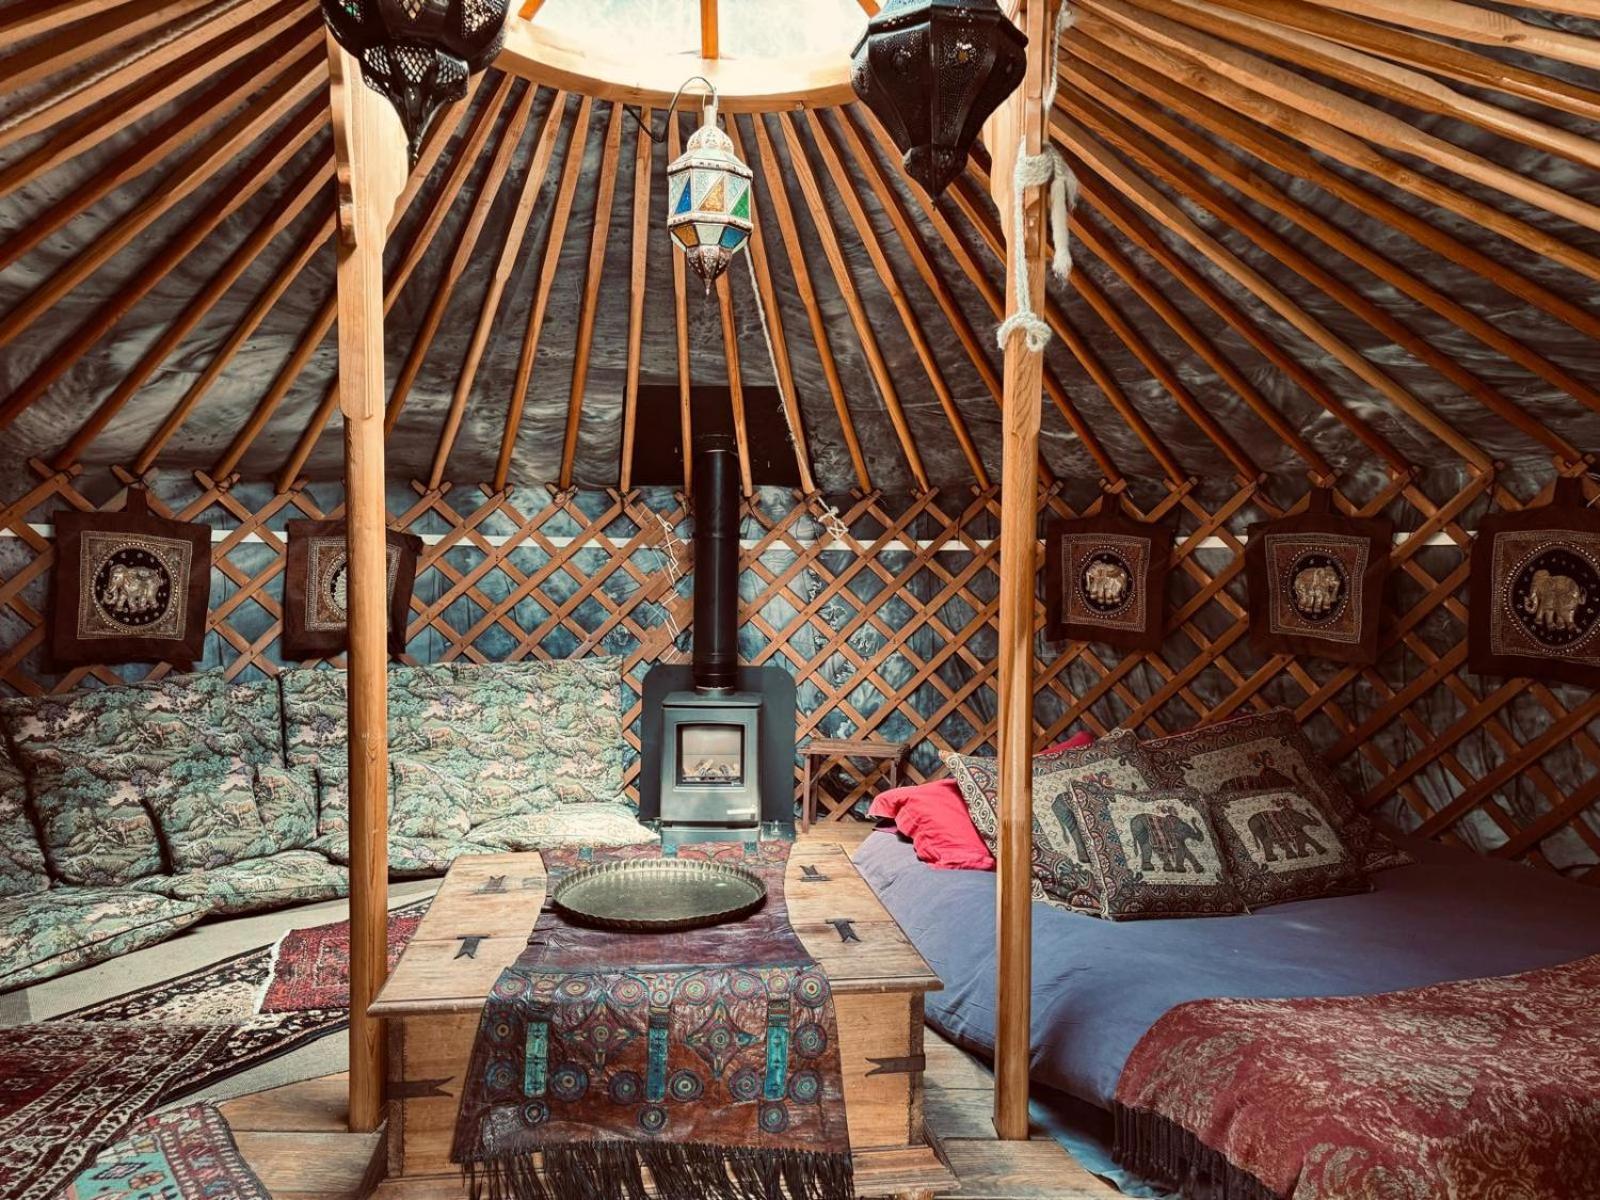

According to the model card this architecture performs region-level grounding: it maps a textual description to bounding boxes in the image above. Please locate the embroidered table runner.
[1113,953,1600,1200]
[452,841,853,1200]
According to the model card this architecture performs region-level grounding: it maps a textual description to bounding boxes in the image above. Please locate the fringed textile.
[452,842,853,1200]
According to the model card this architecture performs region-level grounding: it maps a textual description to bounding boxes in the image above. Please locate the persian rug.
[1113,954,1600,1200]
[56,898,431,1099]
[452,842,854,1200]
[259,900,427,1013]
[56,1102,271,1200]
[0,1022,231,1200]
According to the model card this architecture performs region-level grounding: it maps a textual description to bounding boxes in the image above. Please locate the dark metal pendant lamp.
[850,0,1028,197]
[321,0,510,165]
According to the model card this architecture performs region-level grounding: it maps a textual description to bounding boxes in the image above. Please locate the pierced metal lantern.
[666,93,754,295]
[850,0,1028,197]
[321,0,509,165]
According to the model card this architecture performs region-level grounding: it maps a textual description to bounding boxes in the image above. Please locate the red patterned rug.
[57,1102,271,1199]
[259,901,427,1013]
[0,1021,232,1200]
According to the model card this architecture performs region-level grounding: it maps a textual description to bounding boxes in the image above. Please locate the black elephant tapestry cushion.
[1044,508,1175,650]
[946,729,1162,913]
[1469,476,1600,689]
[1069,782,1243,920]
[1144,710,1414,876]
[1206,787,1367,910]
[1244,488,1392,665]
[281,519,422,660]
[51,490,211,668]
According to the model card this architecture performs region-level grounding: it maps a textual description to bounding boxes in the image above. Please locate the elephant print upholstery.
[1247,798,1328,863]
[1210,788,1366,909]
[1130,805,1206,874]
[1067,781,1242,920]
[946,729,1162,914]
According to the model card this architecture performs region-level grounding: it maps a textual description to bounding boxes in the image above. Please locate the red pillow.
[1041,730,1095,756]
[868,779,994,871]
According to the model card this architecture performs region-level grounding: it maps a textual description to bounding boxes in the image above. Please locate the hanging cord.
[742,249,850,544]
[995,1,1081,353]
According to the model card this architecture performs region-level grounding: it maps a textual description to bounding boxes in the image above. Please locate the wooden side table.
[800,737,909,831]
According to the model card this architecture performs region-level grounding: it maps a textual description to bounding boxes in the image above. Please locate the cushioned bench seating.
[0,657,654,992]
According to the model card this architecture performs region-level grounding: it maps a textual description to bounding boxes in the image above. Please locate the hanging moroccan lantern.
[665,86,753,295]
[320,0,509,165]
[850,0,1028,197]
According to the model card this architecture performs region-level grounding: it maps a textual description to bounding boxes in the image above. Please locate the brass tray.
[551,859,768,933]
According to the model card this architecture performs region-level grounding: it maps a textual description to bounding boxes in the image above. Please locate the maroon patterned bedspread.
[1113,953,1600,1200]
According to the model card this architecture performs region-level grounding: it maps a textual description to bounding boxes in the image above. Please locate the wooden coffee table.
[369,843,954,1199]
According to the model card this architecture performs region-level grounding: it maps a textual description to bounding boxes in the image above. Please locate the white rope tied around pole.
[995,1,1081,354]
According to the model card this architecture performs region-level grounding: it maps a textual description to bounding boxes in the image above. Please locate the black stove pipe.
[692,438,740,693]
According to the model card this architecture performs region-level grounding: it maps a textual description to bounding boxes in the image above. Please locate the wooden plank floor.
[222,819,1124,1198]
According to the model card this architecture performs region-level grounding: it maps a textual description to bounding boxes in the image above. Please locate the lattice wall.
[1,462,1595,882]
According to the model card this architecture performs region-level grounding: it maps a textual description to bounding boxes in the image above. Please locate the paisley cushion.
[310,833,495,878]
[466,804,655,853]
[313,757,476,841]
[281,658,627,826]
[0,887,206,992]
[144,759,317,872]
[1207,787,1368,910]
[0,738,48,899]
[0,671,284,886]
[947,729,1160,912]
[132,850,347,916]
[1070,781,1244,920]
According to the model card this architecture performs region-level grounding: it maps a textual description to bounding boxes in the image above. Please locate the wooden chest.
[369,842,954,1198]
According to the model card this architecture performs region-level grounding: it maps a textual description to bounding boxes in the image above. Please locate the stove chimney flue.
[692,437,740,693]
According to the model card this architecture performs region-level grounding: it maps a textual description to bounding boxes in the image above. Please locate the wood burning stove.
[646,438,789,844]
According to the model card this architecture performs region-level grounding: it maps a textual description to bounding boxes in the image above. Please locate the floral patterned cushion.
[0,672,285,886]
[946,729,1160,912]
[310,832,496,878]
[1207,787,1369,910]
[144,759,317,872]
[0,738,48,899]
[1070,781,1244,920]
[132,850,348,916]
[0,887,206,993]
[281,658,627,825]
[313,757,476,840]
[466,804,656,853]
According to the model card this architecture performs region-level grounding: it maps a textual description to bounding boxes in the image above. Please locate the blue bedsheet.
[854,830,1600,1110]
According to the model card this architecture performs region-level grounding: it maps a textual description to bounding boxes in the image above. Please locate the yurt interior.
[2,0,1600,1197]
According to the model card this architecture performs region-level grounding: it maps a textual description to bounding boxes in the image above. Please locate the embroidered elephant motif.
[1130,805,1204,874]
[1292,565,1341,617]
[1248,799,1327,863]
[1522,569,1585,634]
[1083,560,1130,607]
[100,564,165,615]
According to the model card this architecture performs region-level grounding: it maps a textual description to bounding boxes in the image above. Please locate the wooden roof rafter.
[433,89,569,491]
[1062,47,1600,428]
[1059,93,1582,466]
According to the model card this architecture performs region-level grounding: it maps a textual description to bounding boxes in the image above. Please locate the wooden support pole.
[326,32,408,1136]
[988,0,1052,1142]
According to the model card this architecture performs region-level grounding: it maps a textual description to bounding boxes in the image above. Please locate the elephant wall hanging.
[1469,476,1600,689]
[281,518,422,661]
[1244,488,1392,666]
[50,488,213,668]
[1044,502,1174,650]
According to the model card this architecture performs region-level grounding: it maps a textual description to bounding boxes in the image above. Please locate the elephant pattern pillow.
[947,729,1160,912]
[1069,781,1243,920]
[1207,787,1368,909]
